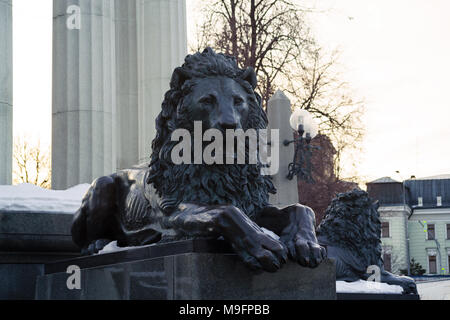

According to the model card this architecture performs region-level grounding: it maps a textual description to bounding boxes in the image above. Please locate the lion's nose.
[217,103,239,131]
[218,119,238,130]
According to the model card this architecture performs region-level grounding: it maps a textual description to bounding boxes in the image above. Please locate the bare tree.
[191,0,365,180]
[193,0,314,104]
[13,136,51,189]
[290,48,365,181]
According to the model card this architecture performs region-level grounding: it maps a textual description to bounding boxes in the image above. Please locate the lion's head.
[317,189,382,267]
[147,48,275,218]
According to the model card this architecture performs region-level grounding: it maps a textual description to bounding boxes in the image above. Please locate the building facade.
[367,175,450,275]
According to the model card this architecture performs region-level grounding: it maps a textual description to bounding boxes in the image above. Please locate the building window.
[427,224,435,240]
[383,253,392,272]
[381,222,390,238]
[437,196,442,206]
[429,255,437,274]
[447,224,450,240]
[418,197,423,206]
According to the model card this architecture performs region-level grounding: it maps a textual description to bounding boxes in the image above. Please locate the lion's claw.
[234,232,288,273]
[286,238,326,268]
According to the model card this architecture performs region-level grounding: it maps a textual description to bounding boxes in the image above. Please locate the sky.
[300,0,450,182]
[12,0,450,183]
[13,0,52,148]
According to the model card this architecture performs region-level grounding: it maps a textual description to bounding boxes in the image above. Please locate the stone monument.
[37,48,336,300]
[267,90,299,207]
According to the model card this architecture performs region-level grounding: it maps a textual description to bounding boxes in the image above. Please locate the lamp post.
[283,108,319,182]
[395,170,411,275]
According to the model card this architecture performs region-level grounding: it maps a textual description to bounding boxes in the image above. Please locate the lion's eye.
[199,96,214,105]
[234,97,244,105]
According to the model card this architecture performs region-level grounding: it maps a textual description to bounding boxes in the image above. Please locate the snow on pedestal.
[336,280,404,294]
[0,183,90,214]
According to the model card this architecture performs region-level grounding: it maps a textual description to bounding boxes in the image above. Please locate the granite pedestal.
[36,239,336,300]
[0,211,80,299]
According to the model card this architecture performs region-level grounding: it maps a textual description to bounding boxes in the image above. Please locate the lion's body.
[71,48,326,273]
[71,165,167,252]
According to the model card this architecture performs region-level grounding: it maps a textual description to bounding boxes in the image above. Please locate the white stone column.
[267,90,299,206]
[137,0,187,163]
[52,0,116,189]
[114,0,138,169]
[0,0,12,185]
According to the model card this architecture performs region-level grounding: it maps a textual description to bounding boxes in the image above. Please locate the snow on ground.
[336,280,404,294]
[0,183,90,214]
[417,280,450,300]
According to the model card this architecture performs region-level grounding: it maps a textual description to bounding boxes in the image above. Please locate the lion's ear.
[241,67,257,89]
[170,67,191,89]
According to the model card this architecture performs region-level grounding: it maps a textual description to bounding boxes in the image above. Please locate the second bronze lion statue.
[71,48,326,273]
[317,189,418,294]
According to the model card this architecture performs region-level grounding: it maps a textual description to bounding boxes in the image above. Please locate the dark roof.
[367,175,450,209]
[368,177,400,184]
[405,178,450,208]
[410,174,450,181]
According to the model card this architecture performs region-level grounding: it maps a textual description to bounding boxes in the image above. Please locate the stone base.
[0,211,80,299]
[36,239,336,300]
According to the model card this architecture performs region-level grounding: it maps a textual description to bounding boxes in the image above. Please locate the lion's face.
[178,76,253,132]
[148,48,275,217]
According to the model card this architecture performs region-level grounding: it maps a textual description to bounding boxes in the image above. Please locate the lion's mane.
[147,48,275,219]
[317,189,382,268]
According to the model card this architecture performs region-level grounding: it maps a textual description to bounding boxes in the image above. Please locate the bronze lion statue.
[71,48,326,273]
[317,189,418,294]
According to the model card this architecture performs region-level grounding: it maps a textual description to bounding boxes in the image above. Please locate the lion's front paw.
[382,273,418,295]
[233,232,288,273]
[402,279,418,295]
[285,236,327,268]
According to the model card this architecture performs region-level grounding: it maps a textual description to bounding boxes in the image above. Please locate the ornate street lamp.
[283,108,319,182]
